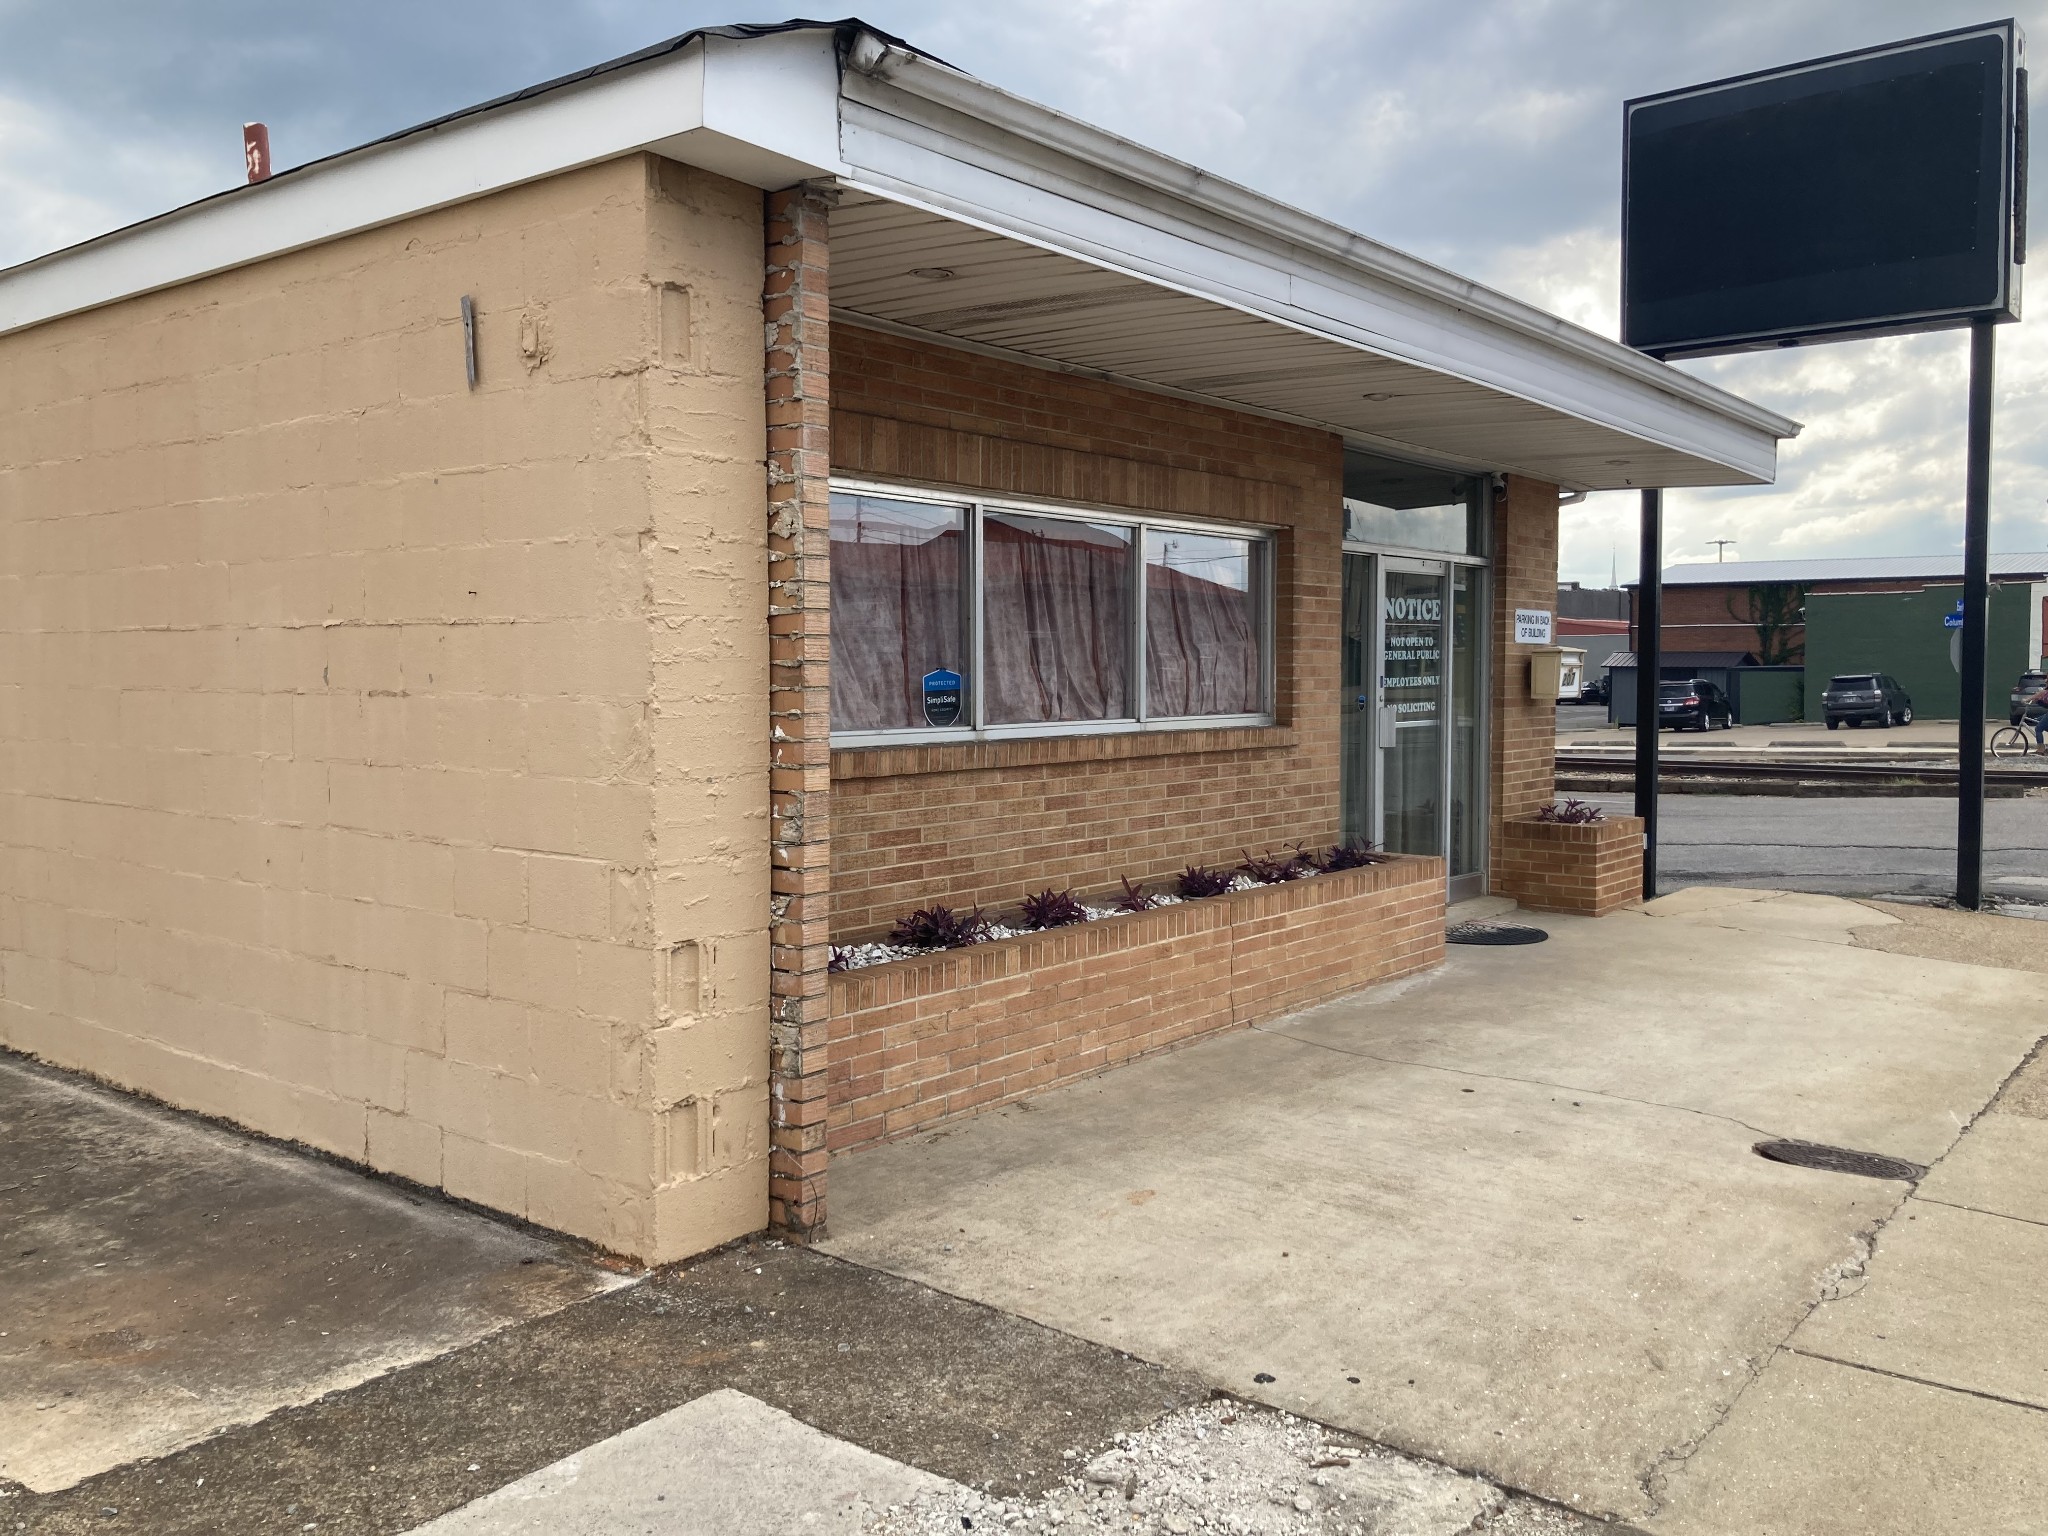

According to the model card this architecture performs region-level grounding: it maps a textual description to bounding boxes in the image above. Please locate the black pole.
[1957,318,1996,910]
[1635,488,1663,900]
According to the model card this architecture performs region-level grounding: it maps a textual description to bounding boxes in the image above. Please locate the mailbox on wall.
[1529,647,1565,703]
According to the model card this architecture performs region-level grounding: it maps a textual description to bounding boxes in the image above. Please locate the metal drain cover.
[1446,922,1549,946]
[1754,1139,1926,1181]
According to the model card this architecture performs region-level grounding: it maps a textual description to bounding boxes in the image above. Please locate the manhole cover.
[1753,1139,1926,1181]
[1446,922,1549,945]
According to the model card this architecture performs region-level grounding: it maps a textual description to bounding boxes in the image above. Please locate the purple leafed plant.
[1175,864,1235,900]
[1535,798,1606,825]
[1239,846,1314,884]
[1020,887,1089,929]
[888,903,993,950]
[1318,839,1385,871]
[1115,876,1161,912]
[828,946,853,973]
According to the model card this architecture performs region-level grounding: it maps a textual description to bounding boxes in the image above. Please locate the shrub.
[888,903,992,950]
[1114,876,1160,912]
[1175,864,1235,899]
[1318,839,1384,872]
[1020,887,1089,929]
[1535,798,1606,825]
[1239,845,1314,884]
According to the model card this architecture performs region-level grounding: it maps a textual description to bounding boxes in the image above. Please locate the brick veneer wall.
[1496,815,1645,917]
[762,188,834,1239]
[826,324,1345,938]
[1489,475,1563,891]
[827,855,1445,1150]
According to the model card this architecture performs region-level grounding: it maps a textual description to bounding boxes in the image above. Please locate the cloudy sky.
[4,0,2046,583]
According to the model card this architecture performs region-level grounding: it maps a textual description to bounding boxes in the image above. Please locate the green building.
[1803,582,2041,721]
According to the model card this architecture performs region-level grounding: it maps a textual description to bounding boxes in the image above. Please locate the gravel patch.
[859,1399,1604,1536]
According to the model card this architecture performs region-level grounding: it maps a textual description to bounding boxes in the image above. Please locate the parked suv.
[2012,670,2048,725]
[1823,673,1913,729]
[1657,678,1734,731]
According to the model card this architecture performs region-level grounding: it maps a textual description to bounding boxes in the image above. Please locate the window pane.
[1341,448,1482,554]
[1145,530,1263,717]
[829,493,968,732]
[984,513,1133,724]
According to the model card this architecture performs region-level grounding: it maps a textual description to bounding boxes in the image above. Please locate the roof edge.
[843,29,1802,445]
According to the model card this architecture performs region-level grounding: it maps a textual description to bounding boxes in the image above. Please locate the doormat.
[1445,922,1548,945]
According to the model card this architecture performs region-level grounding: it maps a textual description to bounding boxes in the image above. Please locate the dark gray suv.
[1823,673,1913,729]
[2011,670,2047,725]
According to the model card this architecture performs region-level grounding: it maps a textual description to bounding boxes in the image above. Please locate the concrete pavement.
[1650,1040,2048,1533]
[824,888,2048,1528]
[0,1055,619,1493]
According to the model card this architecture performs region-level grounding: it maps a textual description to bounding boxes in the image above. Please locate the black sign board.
[1624,20,2026,359]
[921,668,963,728]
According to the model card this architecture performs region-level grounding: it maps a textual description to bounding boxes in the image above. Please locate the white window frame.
[829,477,1278,747]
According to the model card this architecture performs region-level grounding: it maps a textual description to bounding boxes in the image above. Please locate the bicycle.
[1989,718,2045,759]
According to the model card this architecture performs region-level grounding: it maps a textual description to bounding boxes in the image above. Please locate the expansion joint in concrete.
[1783,1346,2048,1417]
[1247,1025,1786,1143]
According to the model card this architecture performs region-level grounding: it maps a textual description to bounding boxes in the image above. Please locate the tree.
[1726,583,1807,665]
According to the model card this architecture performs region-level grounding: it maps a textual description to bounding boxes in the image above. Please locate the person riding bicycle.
[2030,679,2048,754]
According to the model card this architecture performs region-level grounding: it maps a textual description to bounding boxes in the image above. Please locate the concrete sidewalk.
[825,888,2048,1530]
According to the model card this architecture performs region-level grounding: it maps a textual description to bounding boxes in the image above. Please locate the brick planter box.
[826,855,1446,1152]
[1496,814,1644,916]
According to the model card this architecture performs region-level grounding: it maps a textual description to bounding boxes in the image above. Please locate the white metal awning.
[0,20,1799,492]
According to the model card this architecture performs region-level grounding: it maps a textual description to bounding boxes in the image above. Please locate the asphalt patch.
[3,1242,1208,1535]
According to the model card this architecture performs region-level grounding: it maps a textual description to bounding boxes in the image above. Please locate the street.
[1584,793,2048,905]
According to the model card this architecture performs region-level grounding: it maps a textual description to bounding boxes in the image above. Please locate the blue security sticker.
[922,668,963,727]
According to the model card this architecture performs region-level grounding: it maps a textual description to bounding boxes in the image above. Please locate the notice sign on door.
[1514,608,1554,644]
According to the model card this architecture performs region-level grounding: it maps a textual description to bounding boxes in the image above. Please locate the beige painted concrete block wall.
[0,155,771,1263]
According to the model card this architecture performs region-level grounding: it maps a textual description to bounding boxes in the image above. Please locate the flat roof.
[0,17,1799,492]
[1661,553,2048,585]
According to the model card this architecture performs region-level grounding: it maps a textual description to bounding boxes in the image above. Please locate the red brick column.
[764,187,834,1239]
[1489,475,1561,891]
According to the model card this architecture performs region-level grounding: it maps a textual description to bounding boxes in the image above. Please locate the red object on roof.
[243,123,271,184]
[1557,616,1630,635]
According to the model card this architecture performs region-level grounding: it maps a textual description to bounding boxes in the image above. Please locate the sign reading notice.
[1514,608,1554,645]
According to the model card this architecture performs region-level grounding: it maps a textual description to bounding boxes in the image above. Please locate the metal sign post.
[1956,318,1997,909]
[1635,488,1663,900]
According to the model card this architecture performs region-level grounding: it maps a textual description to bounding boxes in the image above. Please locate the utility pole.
[1707,539,1736,562]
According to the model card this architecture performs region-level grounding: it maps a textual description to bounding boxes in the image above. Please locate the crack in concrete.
[1783,1346,2048,1416]
[1247,1026,1785,1143]
[1632,1220,1891,1520]
[1633,1031,2048,1518]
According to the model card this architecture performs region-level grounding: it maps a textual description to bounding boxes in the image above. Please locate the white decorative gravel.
[858,1398,1593,1535]
[831,865,1365,973]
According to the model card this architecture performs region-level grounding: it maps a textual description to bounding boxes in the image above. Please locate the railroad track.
[1555,752,2048,795]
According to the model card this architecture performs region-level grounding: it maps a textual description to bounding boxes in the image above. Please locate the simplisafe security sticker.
[921,668,963,727]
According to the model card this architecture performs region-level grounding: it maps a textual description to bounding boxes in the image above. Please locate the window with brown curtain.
[829,484,1271,739]
[828,493,968,732]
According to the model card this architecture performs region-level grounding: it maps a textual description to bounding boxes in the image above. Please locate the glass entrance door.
[1378,562,1447,858]
[1341,554,1473,871]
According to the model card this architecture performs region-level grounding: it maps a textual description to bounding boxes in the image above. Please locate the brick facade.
[827,856,1446,1150]
[827,325,1346,938]
[1496,815,1645,917]
[762,188,835,1239]
[1488,475,1563,892]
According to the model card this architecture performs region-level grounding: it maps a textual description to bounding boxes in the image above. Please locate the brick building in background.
[0,20,1797,1262]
